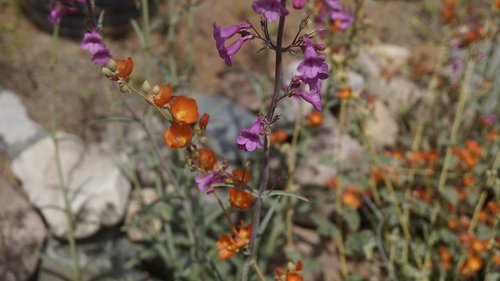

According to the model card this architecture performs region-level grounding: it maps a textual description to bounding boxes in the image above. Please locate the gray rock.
[0,176,47,281]
[0,90,46,159]
[195,94,257,162]
[12,132,131,239]
[39,234,146,281]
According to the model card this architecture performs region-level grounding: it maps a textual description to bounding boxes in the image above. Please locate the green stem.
[252,261,266,281]
[438,51,476,193]
[49,23,81,281]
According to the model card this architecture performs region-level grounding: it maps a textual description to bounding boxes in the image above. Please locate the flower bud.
[152,85,160,95]
[142,80,151,93]
[106,59,117,71]
[101,67,114,77]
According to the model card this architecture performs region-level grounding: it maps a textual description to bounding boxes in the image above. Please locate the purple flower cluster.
[80,28,112,65]
[291,37,329,111]
[213,22,254,66]
[252,0,289,22]
[316,0,353,31]
[49,0,85,24]
[237,115,265,152]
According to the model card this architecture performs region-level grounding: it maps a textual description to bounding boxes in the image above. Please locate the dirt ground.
[0,0,433,137]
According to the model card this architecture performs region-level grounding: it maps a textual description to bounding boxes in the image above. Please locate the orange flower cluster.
[163,96,204,148]
[453,140,483,170]
[407,150,439,167]
[276,260,304,281]
[229,169,253,209]
[216,224,252,260]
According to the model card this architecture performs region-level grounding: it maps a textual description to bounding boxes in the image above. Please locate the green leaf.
[264,190,309,202]
[310,213,338,237]
[345,230,373,256]
[341,208,360,232]
[439,187,458,206]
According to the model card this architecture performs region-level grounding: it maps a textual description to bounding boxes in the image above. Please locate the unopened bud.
[152,85,160,95]
[119,83,130,93]
[101,67,114,77]
[106,59,117,72]
[142,80,151,93]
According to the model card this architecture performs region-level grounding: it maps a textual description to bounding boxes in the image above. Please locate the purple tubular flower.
[80,28,112,65]
[479,113,496,127]
[217,34,254,67]
[48,0,85,24]
[195,172,226,194]
[252,0,289,22]
[213,22,253,67]
[293,0,306,9]
[297,91,322,111]
[297,37,329,80]
[237,115,265,152]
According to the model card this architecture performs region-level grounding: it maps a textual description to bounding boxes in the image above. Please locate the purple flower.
[213,22,253,67]
[252,0,289,22]
[237,115,265,152]
[293,0,306,9]
[195,172,226,194]
[49,0,84,24]
[80,28,112,65]
[450,58,463,72]
[297,37,329,80]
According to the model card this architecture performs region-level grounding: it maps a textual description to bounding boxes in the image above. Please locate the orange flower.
[113,57,133,80]
[230,188,253,208]
[234,224,252,248]
[463,173,474,186]
[371,167,387,183]
[326,176,338,189]
[342,186,362,210]
[277,261,304,281]
[486,130,499,142]
[471,239,488,254]
[163,123,192,148]
[439,246,452,270]
[153,84,173,107]
[199,113,210,131]
[232,169,251,185]
[270,129,288,144]
[465,140,482,158]
[170,96,199,125]
[216,234,238,260]
[460,256,483,276]
[198,148,216,171]
[493,253,500,265]
[447,218,459,230]
[337,87,352,99]
[497,0,500,10]
[308,111,323,126]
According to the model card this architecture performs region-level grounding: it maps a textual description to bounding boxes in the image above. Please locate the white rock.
[12,132,131,238]
[0,90,46,158]
[365,101,399,149]
[0,176,47,281]
[369,44,411,70]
